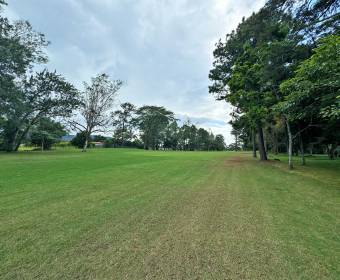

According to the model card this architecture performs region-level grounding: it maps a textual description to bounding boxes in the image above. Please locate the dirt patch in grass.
[224,155,250,166]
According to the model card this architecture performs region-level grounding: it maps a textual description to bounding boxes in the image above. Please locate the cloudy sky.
[5,0,265,143]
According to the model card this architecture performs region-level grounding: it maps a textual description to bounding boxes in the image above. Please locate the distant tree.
[163,121,179,150]
[230,113,256,155]
[92,135,107,142]
[230,129,242,151]
[214,134,226,151]
[30,118,66,150]
[71,131,87,149]
[208,131,215,151]
[133,106,175,150]
[112,102,136,146]
[179,122,190,150]
[178,120,198,151]
[196,128,210,150]
[188,125,198,150]
[70,74,122,152]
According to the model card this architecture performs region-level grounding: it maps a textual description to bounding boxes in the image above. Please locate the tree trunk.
[235,134,238,151]
[13,133,24,151]
[285,119,293,170]
[252,129,257,158]
[257,122,267,161]
[299,133,305,165]
[273,130,278,155]
[263,129,267,154]
[121,122,125,147]
[5,129,19,152]
[328,143,337,160]
[82,131,90,152]
[82,138,88,152]
[14,122,36,152]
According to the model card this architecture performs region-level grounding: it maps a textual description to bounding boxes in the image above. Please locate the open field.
[0,149,339,279]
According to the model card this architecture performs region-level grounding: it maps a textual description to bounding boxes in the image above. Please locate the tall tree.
[196,128,210,151]
[230,128,241,151]
[71,74,122,151]
[112,102,136,146]
[209,1,337,168]
[163,121,179,150]
[214,134,226,151]
[0,2,79,151]
[133,106,175,150]
[178,120,198,151]
[1,70,79,151]
[209,6,291,160]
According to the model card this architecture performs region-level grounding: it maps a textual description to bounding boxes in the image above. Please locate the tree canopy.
[0,2,79,151]
[209,0,339,167]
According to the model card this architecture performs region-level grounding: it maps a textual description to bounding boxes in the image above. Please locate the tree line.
[209,0,339,168]
[71,102,226,151]
[0,1,225,152]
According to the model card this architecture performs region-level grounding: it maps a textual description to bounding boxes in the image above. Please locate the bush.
[71,132,87,148]
[104,139,114,148]
[31,131,56,150]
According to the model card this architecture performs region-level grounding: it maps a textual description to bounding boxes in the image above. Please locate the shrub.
[71,132,87,148]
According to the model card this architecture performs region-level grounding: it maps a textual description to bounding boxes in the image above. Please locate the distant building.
[93,142,104,148]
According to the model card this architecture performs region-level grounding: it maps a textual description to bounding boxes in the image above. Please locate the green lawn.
[0,149,339,279]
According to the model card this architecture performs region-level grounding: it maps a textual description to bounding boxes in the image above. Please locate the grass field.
[0,149,339,279]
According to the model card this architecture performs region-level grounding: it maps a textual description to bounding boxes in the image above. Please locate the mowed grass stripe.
[0,150,224,278]
[0,149,339,279]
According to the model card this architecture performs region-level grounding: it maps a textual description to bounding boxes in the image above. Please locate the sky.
[4,0,265,144]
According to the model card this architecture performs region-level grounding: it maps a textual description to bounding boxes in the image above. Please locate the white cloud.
[4,0,266,144]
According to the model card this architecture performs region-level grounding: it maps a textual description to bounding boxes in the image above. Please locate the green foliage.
[0,4,79,152]
[267,0,340,42]
[0,16,48,79]
[196,128,210,150]
[70,132,87,149]
[210,0,339,162]
[133,106,175,150]
[213,134,226,151]
[30,118,66,150]
[112,102,136,146]
[163,121,179,150]
[178,121,199,151]
[279,35,340,121]
[92,135,107,142]
[1,70,79,151]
